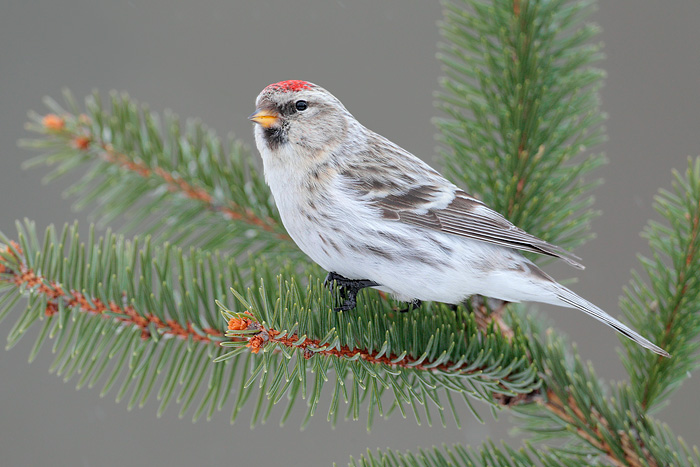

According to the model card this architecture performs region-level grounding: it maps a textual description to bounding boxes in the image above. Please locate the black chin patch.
[263,125,288,151]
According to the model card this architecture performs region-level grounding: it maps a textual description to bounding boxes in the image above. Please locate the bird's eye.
[295,100,308,111]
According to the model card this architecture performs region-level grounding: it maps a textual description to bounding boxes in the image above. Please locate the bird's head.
[250,80,351,159]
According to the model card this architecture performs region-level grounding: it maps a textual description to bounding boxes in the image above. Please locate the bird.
[248,79,669,358]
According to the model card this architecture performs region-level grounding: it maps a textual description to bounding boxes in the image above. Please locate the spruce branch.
[620,157,700,412]
[435,0,607,337]
[0,241,220,344]
[349,429,700,467]
[349,442,600,467]
[0,220,540,430]
[436,0,606,253]
[22,92,296,257]
[447,309,698,467]
[215,274,540,428]
[508,264,699,467]
[2,0,698,465]
[0,221,244,418]
[428,3,700,462]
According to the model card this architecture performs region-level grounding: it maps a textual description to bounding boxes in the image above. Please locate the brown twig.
[226,316,526,382]
[226,310,659,466]
[42,113,290,240]
[641,197,700,409]
[0,238,659,466]
[18,114,662,466]
[0,243,220,342]
[101,146,288,238]
[545,390,657,467]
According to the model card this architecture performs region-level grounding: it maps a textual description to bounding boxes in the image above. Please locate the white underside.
[256,128,558,305]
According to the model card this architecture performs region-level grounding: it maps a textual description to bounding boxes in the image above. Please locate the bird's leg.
[399,299,422,313]
[324,271,379,312]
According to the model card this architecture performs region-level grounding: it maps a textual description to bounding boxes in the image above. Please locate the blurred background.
[1,1,699,465]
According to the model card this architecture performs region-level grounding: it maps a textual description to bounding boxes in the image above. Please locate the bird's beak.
[248,108,280,128]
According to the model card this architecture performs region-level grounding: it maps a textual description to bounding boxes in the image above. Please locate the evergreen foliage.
[21,91,298,259]
[0,0,697,465]
[620,159,700,412]
[0,220,536,427]
[436,0,606,252]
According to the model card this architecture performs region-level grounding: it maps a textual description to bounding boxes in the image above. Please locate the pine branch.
[21,92,297,258]
[3,1,697,466]
[435,0,607,342]
[349,431,700,467]
[0,220,540,429]
[0,221,246,419]
[430,3,700,462]
[508,303,700,467]
[0,242,220,343]
[218,223,696,466]
[620,157,700,411]
[436,0,606,253]
[216,275,540,428]
[349,443,565,467]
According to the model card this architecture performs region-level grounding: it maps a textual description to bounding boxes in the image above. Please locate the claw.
[323,272,422,313]
[334,298,358,312]
[324,271,379,312]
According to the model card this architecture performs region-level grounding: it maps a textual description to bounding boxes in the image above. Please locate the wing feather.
[337,134,583,269]
[373,188,584,269]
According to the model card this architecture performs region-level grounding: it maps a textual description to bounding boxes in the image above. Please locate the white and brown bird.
[249,79,669,357]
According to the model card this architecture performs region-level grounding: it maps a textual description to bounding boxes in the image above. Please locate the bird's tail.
[552,285,670,357]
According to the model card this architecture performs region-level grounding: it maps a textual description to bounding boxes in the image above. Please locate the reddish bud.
[228,317,251,331]
[45,302,59,317]
[246,335,265,354]
[71,136,91,150]
[42,114,65,131]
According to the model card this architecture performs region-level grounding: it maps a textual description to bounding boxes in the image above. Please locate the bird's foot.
[324,271,379,312]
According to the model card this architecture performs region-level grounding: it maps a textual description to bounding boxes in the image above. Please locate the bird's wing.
[336,131,582,268]
[365,183,584,269]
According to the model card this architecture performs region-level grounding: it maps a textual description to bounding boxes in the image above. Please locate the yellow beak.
[248,108,280,128]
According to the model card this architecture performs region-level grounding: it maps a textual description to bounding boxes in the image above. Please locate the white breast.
[253,125,520,305]
[254,126,338,270]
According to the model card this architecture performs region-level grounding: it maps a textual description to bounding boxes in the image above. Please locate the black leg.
[323,272,422,313]
[324,272,379,312]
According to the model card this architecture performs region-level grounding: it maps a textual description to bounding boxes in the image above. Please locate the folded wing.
[370,185,584,269]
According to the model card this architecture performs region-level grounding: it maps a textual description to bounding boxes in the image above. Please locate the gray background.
[1,1,699,466]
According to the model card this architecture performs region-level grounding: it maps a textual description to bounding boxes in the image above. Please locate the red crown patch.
[265,80,313,92]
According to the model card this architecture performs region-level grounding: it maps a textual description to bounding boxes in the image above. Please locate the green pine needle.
[0,221,539,430]
[1,0,698,465]
[621,157,700,411]
[436,0,606,256]
[21,90,300,261]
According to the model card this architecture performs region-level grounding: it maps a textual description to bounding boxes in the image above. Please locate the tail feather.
[555,287,670,358]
